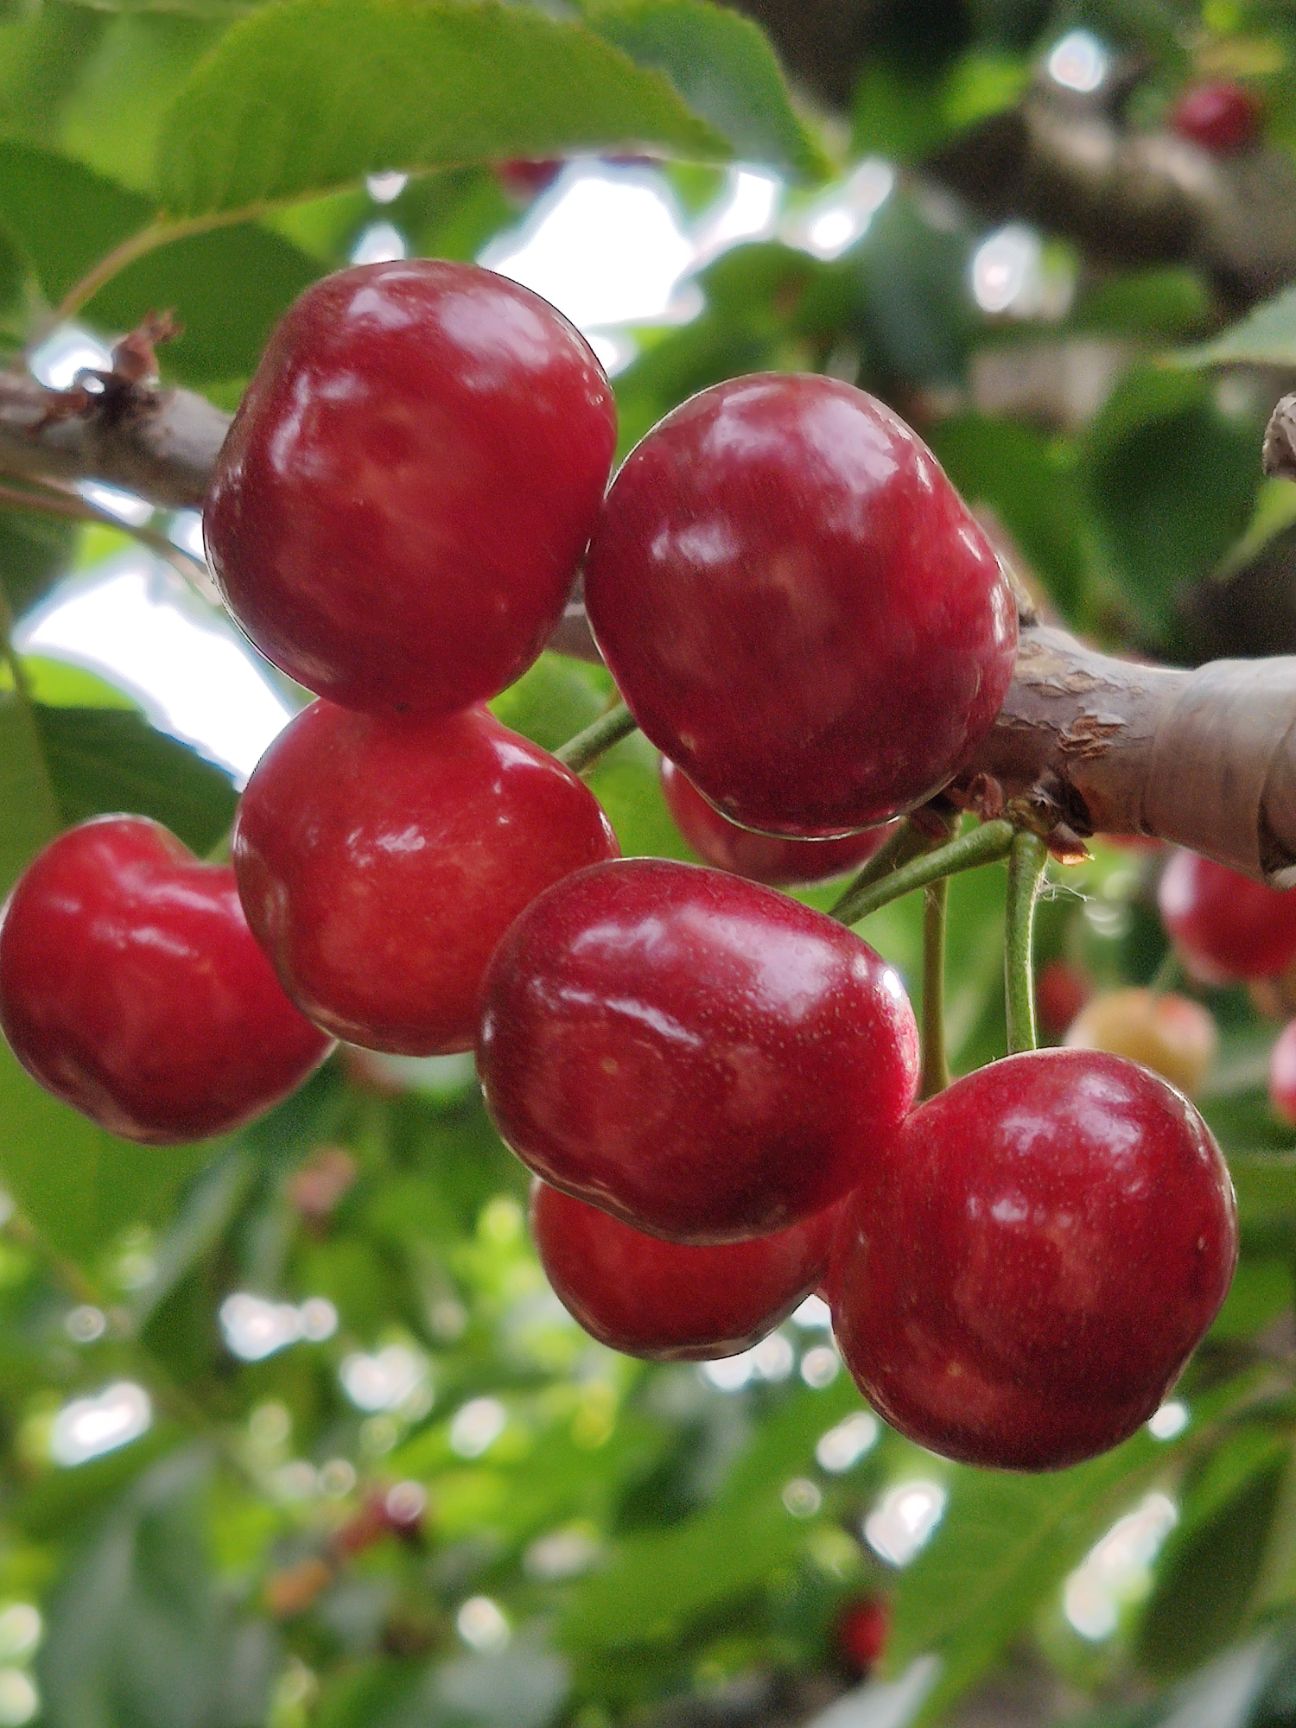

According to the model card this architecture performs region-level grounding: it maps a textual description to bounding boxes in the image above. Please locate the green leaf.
[32,705,237,855]
[37,1452,262,1728]
[0,507,79,623]
[929,414,1088,622]
[577,0,828,179]
[1137,1429,1291,1677]
[850,191,975,387]
[1083,368,1260,637]
[0,140,151,304]
[156,0,730,220]
[561,1491,803,1648]
[85,221,321,387]
[887,1431,1175,1722]
[1177,284,1296,369]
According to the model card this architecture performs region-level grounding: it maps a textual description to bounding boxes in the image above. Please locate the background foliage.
[2,2,1296,1725]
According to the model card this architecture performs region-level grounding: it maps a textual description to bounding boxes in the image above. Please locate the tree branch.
[2,370,1295,883]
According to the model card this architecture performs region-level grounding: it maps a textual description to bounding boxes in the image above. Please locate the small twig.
[1264,394,1296,484]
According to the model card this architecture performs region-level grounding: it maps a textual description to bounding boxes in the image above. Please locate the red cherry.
[1157,850,1296,984]
[835,1597,890,1675]
[495,158,565,200]
[1171,81,1262,154]
[234,702,619,1055]
[0,817,331,1144]
[831,1049,1237,1471]
[478,857,919,1243]
[1035,959,1091,1040]
[532,1181,834,1360]
[660,758,894,887]
[584,374,1018,836]
[1269,1020,1296,1125]
[205,260,616,717]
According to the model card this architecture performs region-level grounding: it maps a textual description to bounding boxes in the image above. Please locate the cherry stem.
[1004,829,1049,1055]
[555,701,637,774]
[833,819,1014,926]
[920,875,951,1099]
[827,819,933,920]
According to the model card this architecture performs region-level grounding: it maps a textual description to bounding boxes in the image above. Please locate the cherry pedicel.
[584,374,1018,836]
[831,1049,1237,1471]
[234,702,619,1056]
[1171,81,1263,155]
[478,857,919,1244]
[205,260,616,718]
[660,758,895,888]
[0,817,332,1144]
[1157,849,1296,984]
[532,1182,836,1361]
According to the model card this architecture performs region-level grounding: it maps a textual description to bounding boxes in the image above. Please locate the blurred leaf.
[489,653,611,754]
[37,1451,265,1728]
[852,52,1027,163]
[318,1632,568,1728]
[586,731,693,862]
[1138,1429,1291,1677]
[1177,284,1296,369]
[577,0,829,179]
[0,140,151,303]
[0,508,79,622]
[156,0,732,220]
[1083,368,1259,636]
[930,414,1088,621]
[85,221,320,387]
[1071,266,1213,341]
[850,192,974,386]
[562,1490,803,1648]
[32,704,237,855]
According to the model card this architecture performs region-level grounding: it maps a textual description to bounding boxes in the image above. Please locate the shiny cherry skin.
[234,702,619,1055]
[660,758,894,887]
[205,260,616,717]
[831,1050,1237,1471]
[1171,81,1262,154]
[1064,987,1217,1098]
[1269,1020,1296,1125]
[0,817,332,1144]
[478,858,919,1243]
[835,1597,890,1676]
[584,374,1018,836]
[1158,849,1296,984]
[531,1181,835,1360]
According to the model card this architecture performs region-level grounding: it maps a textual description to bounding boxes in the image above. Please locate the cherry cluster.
[0,259,1241,1473]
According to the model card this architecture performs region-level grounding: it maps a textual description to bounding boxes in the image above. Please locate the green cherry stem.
[919,874,951,1099]
[1004,829,1049,1055]
[555,701,637,774]
[827,818,932,921]
[833,819,1014,927]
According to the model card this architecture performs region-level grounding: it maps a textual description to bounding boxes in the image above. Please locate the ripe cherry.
[234,702,618,1055]
[660,758,894,888]
[1157,850,1296,984]
[1064,987,1217,1098]
[0,817,331,1144]
[1171,81,1263,154]
[831,1049,1237,1471]
[205,260,616,717]
[531,1181,835,1360]
[834,1597,890,1676]
[478,857,919,1244]
[584,374,1018,836]
[1036,959,1091,1040]
[1269,1020,1296,1125]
